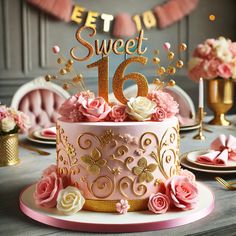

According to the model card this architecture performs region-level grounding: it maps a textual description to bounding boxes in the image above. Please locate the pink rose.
[179,169,196,185]
[147,90,179,118]
[80,97,111,122]
[195,44,212,58]
[42,164,57,177]
[0,105,7,121]
[76,90,95,100]
[218,63,232,79]
[165,176,198,210]
[205,59,221,79]
[14,111,31,133]
[152,107,167,121]
[34,172,63,208]
[59,91,95,122]
[205,38,216,47]
[109,104,127,122]
[148,193,170,214]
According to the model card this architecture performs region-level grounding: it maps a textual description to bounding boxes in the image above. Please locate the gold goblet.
[207,78,234,126]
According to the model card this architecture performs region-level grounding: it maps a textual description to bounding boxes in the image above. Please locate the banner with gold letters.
[27,0,199,37]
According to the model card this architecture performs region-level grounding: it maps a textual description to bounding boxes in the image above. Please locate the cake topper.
[45,26,187,104]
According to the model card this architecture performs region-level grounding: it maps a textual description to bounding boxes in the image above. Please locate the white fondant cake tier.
[56,117,180,212]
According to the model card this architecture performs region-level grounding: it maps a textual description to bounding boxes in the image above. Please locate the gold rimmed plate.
[180,121,200,132]
[187,150,236,169]
[33,129,56,141]
[27,132,56,145]
[180,152,236,174]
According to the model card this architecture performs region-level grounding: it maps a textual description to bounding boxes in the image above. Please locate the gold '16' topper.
[45,26,187,104]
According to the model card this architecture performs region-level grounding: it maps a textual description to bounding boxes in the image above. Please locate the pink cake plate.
[19,183,214,233]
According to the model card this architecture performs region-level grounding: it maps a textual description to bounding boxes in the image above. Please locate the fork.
[19,143,51,156]
[215,177,236,190]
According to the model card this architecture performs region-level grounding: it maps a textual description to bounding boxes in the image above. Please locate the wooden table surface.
[0,118,236,236]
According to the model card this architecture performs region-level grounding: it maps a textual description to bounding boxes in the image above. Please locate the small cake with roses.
[33,28,199,216]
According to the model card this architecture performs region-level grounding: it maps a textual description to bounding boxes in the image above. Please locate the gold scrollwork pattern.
[57,124,79,178]
[57,123,179,200]
[118,176,147,198]
[91,176,115,199]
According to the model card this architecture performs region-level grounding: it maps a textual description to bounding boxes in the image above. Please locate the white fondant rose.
[126,97,156,121]
[1,117,16,132]
[56,186,85,215]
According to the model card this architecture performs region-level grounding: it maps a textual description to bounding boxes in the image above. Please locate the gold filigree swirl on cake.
[57,124,179,200]
[118,176,147,198]
[91,176,115,199]
[140,127,179,180]
[57,125,78,169]
[81,148,107,175]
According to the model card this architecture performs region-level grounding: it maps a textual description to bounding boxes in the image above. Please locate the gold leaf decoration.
[132,157,157,183]
[81,148,107,175]
[146,163,157,172]
[138,157,147,168]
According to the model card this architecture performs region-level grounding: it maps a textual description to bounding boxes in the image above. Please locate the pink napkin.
[41,127,56,138]
[197,150,228,165]
[211,134,236,161]
[197,134,236,166]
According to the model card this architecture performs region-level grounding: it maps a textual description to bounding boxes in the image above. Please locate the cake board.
[19,182,214,233]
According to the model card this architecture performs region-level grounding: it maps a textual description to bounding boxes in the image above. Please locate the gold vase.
[207,78,234,126]
[0,133,19,167]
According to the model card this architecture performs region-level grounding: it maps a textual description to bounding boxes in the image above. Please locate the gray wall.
[1,0,236,114]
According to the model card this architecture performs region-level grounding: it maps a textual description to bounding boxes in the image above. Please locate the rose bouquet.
[0,105,31,135]
[58,90,179,122]
[188,36,236,81]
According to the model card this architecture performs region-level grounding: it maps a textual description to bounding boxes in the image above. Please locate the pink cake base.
[19,183,214,233]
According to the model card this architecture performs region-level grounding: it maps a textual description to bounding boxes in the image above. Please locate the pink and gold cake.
[34,26,199,216]
[56,117,179,212]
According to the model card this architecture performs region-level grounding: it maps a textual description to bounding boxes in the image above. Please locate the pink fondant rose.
[152,107,167,121]
[42,164,57,177]
[148,193,170,214]
[34,172,63,208]
[80,97,111,122]
[165,176,198,210]
[109,104,127,122]
[58,91,95,122]
[147,90,179,118]
[179,169,196,185]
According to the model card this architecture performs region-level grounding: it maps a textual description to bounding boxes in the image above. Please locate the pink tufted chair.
[11,77,70,131]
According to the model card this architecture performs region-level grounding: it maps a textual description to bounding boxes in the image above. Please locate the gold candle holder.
[193,107,206,140]
[0,133,19,167]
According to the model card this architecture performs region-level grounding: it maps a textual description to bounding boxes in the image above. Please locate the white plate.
[33,130,56,141]
[180,122,200,132]
[27,133,56,145]
[180,153,236,174]
[187,150,236,169]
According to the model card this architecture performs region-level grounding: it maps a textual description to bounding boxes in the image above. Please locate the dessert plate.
[180,153,236,174]
[33,129,56,141]
[19,183,214,233]
[27,133,56,145]
[187,150,236,169]
[180,122,200,132]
